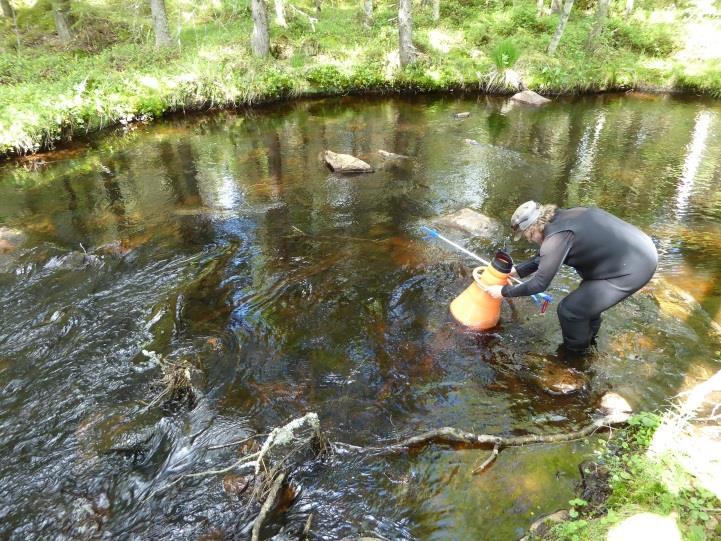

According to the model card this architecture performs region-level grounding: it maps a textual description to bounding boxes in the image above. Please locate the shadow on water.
[0,93,720,539]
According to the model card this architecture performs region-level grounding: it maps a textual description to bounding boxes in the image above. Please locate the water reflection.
[0,94,720,540]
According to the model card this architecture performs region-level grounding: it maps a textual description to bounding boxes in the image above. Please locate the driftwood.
[251,472,287,541]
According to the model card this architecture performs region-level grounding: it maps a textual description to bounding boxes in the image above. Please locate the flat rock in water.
[323,150,374,173]
[511,90,551,106]
[463,138,480,145]
[453,112,471,119]
[433,208,501,238]
[377,149,409,160]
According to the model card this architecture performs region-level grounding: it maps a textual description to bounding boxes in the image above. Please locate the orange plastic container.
[450,265,510,330]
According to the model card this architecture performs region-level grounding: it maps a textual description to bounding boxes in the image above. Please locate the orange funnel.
[450,261,511,330]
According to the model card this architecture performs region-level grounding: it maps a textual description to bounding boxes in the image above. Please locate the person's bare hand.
[510,266,519,278]
[485,285,504,299]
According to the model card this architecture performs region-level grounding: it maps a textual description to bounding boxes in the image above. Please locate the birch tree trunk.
[251,0,270,58]
[547,0,574,56]
[398,0,415,67]
[625,0,634,16]
[586,0,610,50]
[274,0,287,28]
[149,0,173,47]
[550,0,562,13]
[53,0,73,43]
[1,0,13,18]
[536,0,544,17]
[432,0,440,22]
[363,0,373,26]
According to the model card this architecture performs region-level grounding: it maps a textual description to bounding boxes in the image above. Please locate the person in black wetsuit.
[485,201,658,353]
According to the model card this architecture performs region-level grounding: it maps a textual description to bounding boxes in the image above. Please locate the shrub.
[607,19,680,57]
[489,39,520,71]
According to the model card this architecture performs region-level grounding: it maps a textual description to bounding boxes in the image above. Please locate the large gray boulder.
[511,90,551,106]
[323,150,374,173]
[433,208,501,238]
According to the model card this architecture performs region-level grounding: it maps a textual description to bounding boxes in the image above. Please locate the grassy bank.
[531,411,721,541]
[1,0,720,157]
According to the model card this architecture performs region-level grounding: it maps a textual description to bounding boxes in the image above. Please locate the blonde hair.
[525,204,558,239]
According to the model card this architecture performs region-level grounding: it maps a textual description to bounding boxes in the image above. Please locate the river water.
[1,94,720,540]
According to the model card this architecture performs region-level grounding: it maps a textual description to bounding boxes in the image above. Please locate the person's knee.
[557,298,582,322]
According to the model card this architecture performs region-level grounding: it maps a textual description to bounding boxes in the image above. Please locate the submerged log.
[323,150,374,173]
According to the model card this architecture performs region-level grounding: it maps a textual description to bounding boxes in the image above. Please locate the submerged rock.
[463,138,480,145]
[377,149,410,160]
[0,227,26,253]
[433,208,502,238]
[520,509,570,540]
[537,363,589,395]
[511,90,551,106]
[453,112,471,119]
[323,150,374,173]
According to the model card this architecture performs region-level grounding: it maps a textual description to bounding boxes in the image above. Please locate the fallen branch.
[472,442,499,474]
[375,413,627,454]
[288,4,317,30]
[251,472,286,541]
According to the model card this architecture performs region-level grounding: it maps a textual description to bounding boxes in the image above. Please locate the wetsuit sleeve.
[501,231,574,298]
[515,256,540,278]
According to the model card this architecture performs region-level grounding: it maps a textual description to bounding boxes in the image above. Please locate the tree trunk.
[536,0,544,17]
[149,0,173,47]
[274,0,287,28]
[586,0,610,50]
[432,0,440,22]
[53,0,73,43]
[550,0,561,13]
[314,0,321,13]
[547,0,573,56]
[363,0,373,26]
[398,0,415,67]
[251,0,270,57]
[1,0,13,18]
[625,0,633,16]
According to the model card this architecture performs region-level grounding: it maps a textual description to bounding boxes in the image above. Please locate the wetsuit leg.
[557,265,656,351]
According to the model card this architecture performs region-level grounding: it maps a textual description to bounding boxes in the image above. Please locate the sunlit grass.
[0,0,720,156]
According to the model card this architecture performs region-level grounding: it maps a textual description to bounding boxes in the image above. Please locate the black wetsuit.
[501,207,658,351]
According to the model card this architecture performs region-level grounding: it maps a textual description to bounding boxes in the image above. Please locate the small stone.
[463,138,480,145]
[511,90,551,106]
[453,112,471,119]
[223,474,251,497]
[599,392,633,422]
[323,150,374,173]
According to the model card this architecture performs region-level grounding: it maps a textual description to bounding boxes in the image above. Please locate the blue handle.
[420,225,439,238]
